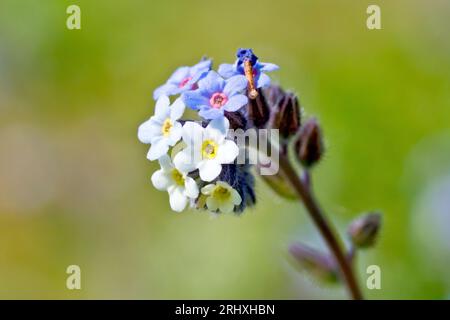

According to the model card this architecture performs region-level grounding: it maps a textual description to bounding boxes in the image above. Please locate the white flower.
[201,181,242,213]
[138,95,185,161]
[151,154,199,212]
[174,117,239,182]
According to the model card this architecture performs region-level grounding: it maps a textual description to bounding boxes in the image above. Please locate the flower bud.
[225,111,247,130]
[262,84,285,107]
[347,212,382,249]
[271,92,301,139]
[236,48,258,67]
[247,89,271,128]
[294,118,324,167]
[289,243,338,283]
[258,168,297,200]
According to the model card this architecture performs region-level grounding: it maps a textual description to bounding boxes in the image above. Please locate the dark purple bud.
[294,118,324,167]
[247,89,271,128]
[348,212,382,249]
[262,84,285,107]
[271,92,301,139]
[225,111,247,130]
[289,243,338,283]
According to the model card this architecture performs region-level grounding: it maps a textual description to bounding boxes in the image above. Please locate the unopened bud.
[348,212,382,249]
[289,243,338,283]
[294,118,324,167]
[258,167,297,200]
[262,85,285,107]
[248,89,270,128]
[225,111,247,130]
[271,92,301,139]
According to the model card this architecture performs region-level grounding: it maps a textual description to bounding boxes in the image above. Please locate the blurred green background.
[0,0,449,299]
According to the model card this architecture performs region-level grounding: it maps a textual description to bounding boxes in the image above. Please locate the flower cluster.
[138,49,280,214]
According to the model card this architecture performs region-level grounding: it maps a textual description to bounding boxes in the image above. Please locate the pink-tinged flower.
[153,59,211,100]
[182,71,248,120]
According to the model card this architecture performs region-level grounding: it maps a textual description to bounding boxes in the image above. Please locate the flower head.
[182,71,248,120]
[201,181,242,213]
[153,59,212,100]
[138,95,185,160]
[218,48,279,89]
[174,117,239,182]
[151,154,199,212]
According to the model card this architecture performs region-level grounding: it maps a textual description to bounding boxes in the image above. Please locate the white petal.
[168,121,182,146]
[147,137,169,161]
[151,169,172,191]
[201,184,215,195]
[206,197,219,211]
[138,119,161,144]
[170,97,186,121]
[216,140,239,164]
[219,201,234,214]
[173,148,198,173]
[184,177,199,199]
[198,160,222,182]
[168,187,188,212]
[216,181,230,188]
[158,154,173,171]
[182,121,205,148]
[154,95,171,118]
[230,189,242,205]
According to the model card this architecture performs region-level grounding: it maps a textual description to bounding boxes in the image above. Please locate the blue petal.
[223,75,248,96]
[198,71,225,94]
[207,116,229,136]
[198,106,224,120]
[256,72,271,89]
[218,63,239,78]
[167,66,190,84]
[259,62,279,72]
[223,95,248,112]
[190,59,212,77]
[182,91,209,110]
[153,83,179,100]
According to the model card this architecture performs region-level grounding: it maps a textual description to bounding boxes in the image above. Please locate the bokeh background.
[0,0,449,299]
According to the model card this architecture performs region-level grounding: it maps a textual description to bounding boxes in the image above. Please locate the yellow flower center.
[171,169,185,186]
[161,118,173,137]
[212,185,231,201]
[201,140,218,159]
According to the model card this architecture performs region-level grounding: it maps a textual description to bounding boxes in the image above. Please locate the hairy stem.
[278,153,363,300]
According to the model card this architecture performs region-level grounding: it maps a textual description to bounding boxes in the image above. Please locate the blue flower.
[218,48,279,89]
[182,71,248,120]
[153,59,212,100]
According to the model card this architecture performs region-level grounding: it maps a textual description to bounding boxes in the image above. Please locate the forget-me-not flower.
[138,95,185,160]
[201,181,242,214]
[182,71,248,120]
[218,48,278,89]
[151,154,199,212]
[153,59,211,100]
[173,117,239,182]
